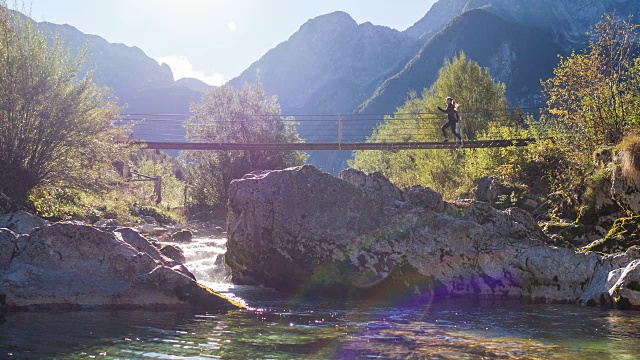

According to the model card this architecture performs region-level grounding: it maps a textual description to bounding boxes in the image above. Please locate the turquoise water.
[1,238,639,359]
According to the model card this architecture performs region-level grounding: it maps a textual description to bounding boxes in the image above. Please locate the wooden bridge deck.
[135,139,535,151]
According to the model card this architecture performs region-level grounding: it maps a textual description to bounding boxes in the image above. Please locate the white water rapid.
[168,236,233,293]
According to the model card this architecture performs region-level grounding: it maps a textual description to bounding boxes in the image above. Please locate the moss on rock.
[580,216,640,253]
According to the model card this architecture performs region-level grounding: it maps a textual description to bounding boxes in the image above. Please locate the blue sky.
[15,0,438,85]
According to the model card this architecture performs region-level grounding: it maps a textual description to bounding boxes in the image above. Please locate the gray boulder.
[474,176,503,203]
[160,244,186,264]
[170,229,193,243]
[226,165,640,306]
[113,227,193,278]
[227,165,408,290]
[0,222,242,311]
[609,259,640,309]
[0,211,49,235]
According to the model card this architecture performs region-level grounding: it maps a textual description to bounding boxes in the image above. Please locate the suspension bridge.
[117,108,538,151]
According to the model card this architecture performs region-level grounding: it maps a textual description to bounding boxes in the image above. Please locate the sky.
[13,0,439,86]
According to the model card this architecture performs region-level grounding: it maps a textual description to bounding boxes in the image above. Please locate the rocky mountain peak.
[405,0,640,46]
[289,11,358,44]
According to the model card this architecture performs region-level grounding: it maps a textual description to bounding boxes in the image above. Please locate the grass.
[29,182,185,225]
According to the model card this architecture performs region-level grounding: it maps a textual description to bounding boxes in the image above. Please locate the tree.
[0,3,121,208]
[542,13,640,152]
[350,53,516,197]
[182,83,307,205]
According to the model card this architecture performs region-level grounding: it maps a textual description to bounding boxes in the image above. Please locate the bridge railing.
[115,108,538,150]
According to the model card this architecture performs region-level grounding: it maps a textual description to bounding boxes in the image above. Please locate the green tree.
[528,13,640,203]
[0,3,121,208]
[183,83,307,205]
[542,13,640,152]
[350,53,517,197]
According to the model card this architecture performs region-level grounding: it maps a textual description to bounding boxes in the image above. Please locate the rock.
[226,165,638,306]
[339,168,404,205]
[94,219,121,227]
[579,245,640,308]
[142,216,158,224]
[213,227,225,236]
[0,211,49,235]
[113,227,194,279]
[0,191,15,214]
[160,244,186,264]
[227,166,410,292]
[579,216,640,253]
[0,222,242,311]
[473,176,503,203]
[611,163,640,216]
[114,228,173,264]
[139,223,167,235]
[609,259,640,309]
[0,229,18,271]
[171,264,196,280]
[523,199,539,211]
[404,185,444,211]
[170,229,193,243]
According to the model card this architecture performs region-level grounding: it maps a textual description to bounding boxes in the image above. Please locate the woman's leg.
[451,122,462,140]
[441,122,451,140]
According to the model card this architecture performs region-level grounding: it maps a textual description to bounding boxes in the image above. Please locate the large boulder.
[0,222,242,311]
[226,165,640,307]
[227,165,408,292]
[0,211,49,235]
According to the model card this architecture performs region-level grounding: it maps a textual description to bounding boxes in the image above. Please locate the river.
[1,236,639,359]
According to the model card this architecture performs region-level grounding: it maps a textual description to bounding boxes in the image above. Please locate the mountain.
[6,8,203,119]
[176,77,213,93]
[228,11,420,172]
[229,11,419,116]
[31,15,203,146]
[358,9,564,115]
[405,0,640,47]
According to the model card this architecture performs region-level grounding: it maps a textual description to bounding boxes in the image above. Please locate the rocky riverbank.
[226,165,640,309]
[0,211,243,312]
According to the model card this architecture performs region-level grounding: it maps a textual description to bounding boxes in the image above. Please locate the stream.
[1,236,640,359]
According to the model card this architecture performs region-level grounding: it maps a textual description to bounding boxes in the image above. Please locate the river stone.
[226,165,640,306]
[94,219,121,227]
[0,211,49,235]
[170,229,193,243]
[0,222,241,311]
[161,244,186,264]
